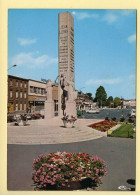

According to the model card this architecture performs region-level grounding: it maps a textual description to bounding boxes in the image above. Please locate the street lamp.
[8,64,17,71]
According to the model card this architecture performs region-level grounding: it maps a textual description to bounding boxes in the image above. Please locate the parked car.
[7,115,15,122]
[31,113,44,120]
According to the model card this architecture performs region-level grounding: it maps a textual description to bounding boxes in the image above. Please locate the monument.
[58,12,77,117]
[45,80,56,119]
[45,12,77,119]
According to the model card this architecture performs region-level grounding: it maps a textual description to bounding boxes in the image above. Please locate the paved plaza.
[7,118,106,144]
[7,118,136,191]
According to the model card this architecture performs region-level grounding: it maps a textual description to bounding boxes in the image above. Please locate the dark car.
[7,115,15,123]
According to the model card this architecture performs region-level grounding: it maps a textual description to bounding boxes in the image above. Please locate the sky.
[8,9,136,100]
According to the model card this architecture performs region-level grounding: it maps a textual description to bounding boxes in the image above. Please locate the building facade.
[28,79,46,112]
[76,91,96,111]
[8,75,28,113]
[8,75,59,114]
[122,99,136,109]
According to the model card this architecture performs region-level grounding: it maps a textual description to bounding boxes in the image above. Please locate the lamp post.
[8,64,17,71]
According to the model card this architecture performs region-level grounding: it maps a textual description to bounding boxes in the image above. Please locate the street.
[7,137,136,191]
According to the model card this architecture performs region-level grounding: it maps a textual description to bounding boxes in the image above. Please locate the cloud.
[102,13,118,24]
[102,9,135,24]
[10,52,58,69]
[127,34,136,43]
[17,38,37,46]
[72,11,99,20]
[120,9,135,16]
[85,78,122,85]
[129,74,135,80]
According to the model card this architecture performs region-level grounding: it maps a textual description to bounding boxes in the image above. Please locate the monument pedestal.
[65,100,77,117]
[45,100,54,119]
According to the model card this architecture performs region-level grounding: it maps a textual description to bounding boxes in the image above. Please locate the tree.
[85,93,93,100]
[114,97,121,108]
[106,96,114,107]
[95,86,107,107]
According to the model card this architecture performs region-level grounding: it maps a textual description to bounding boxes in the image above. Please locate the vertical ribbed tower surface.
[58,12,77,117]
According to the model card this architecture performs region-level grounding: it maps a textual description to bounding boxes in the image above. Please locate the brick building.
[8,75,59,114]
[8,75,28,113]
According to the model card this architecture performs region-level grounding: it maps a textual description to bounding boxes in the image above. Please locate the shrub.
[32,152,107,190]
[120,117,125,122]
[111,117,116,121]
[105,117,109,121]
[128,118,134,123]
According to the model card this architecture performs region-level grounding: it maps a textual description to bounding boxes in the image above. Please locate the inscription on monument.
[59,20,74,82]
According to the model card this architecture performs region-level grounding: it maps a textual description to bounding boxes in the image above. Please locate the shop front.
[29,97,46,113]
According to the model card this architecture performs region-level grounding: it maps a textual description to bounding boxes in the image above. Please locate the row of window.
[30,86,45,95]
[15,103,27,111]
[9,80,27,88]
[10,90,27,99]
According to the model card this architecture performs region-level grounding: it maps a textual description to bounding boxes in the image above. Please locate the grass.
[110,123,134,138]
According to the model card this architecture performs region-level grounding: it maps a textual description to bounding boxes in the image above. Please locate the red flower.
[71,164,75,168]
[49,158,54,162]
[55,156,59,159]
[66,154,71,157]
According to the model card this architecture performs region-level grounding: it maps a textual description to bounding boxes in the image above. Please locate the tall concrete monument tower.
[58,12,77,117]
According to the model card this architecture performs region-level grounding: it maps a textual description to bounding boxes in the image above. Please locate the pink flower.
[62,183,65,186]
[72,177,76,181]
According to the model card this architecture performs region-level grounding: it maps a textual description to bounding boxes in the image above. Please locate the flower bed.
[89,120,117,132]
[32,152,107,190]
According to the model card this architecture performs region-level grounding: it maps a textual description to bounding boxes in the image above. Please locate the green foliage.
[106,96,114,107]
[85,93,93,100]
[110,124,134,138]
[95,86,107,107]
[114,97,121,108]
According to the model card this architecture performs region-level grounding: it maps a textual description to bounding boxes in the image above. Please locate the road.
[7,137,136,191]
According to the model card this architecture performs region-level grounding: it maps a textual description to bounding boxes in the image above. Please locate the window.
[34,87,37,94]
[10,80,12,86]
[15,103,18,111]
[20,82,22,87]
[54,100,58,111]
[41,88,43,95]
[30,86,34,93]
[16,80,18,87]
[16,91,18,98]
[24,82,27,88]
[38,88,41,94]
[24,92,26,99]
[20,91,22,98]
[10,90,13,98]
[20,103,22,110]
